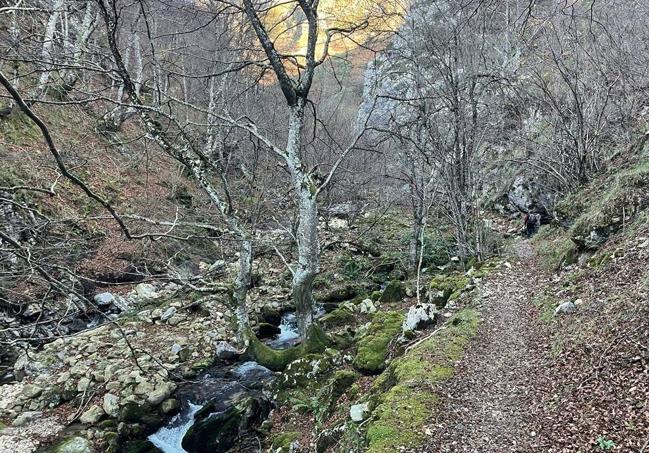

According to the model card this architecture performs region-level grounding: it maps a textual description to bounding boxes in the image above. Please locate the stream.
[148,308,319,453]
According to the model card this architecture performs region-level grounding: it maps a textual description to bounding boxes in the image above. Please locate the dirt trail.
[423,241,551,452]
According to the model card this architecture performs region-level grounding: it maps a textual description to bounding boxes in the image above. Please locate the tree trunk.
[233,239,252,348]
[286,101,319,339]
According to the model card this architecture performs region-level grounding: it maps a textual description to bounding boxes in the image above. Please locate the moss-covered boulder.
[352,311,404,373]
[121,440,162,453]
[365,309,480,453]
[271,431,301,451]
[428,273,470,308]
[245,325,332,372]
[182,396,271,453]
[320,306,356,329]
[378,281,405,304]
[280,354,334,388]
[53,437,93,453]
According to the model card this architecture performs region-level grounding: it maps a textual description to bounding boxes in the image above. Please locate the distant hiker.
[524,212,540,237]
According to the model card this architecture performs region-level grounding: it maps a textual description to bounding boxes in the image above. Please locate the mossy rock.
[378,281,405,304]
[245,325,332,372]
[352,311,404,373]
[182,396,271,453]
[314,370,359,422]
[261,306,282,326]
[320,307,356,329]
[280,354,334,388]
[428,273,469,308]
[370,290,382,302]
[318,284,361,304]
[53,437,93,453]
[365,309,480,453]
[121,440,162,453]
[271,431,301,451]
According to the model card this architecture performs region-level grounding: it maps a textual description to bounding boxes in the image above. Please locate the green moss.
[352,311,404,373]
[246,325,332,372]
[429,273,470,308]
[533,295,557,324]
[532,226,578,271]
[271,432,300,450]
[378,281,405,304]
[365,309,480,453]
[320,307,356,329]
[569,161,649,248]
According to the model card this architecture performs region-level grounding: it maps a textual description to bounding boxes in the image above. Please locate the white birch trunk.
[35,0,65,98]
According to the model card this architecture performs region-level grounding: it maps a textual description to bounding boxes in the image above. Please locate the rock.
[22,384,43,399]
[94,292,115,306]
[112,295,130,312]
[260,306,282,326]
[554,301,577,316]
[54,436,93,453]
[379,281,405,304]
[12,411,42,427]
[182,396,272,453]
[350,403,370,422]
[171,344,191,362]
[77,377,92,392]
[403,303,437,331]
[160,398,180,415]
[353,311,405,373]
[80,405,105,424]
[103,393,119,418]
[147,382,176,406]
[135,283,158,300]
[359,298,377,314]
[160,307,177,322]
[214,341,240,361]
[23,304,43,318]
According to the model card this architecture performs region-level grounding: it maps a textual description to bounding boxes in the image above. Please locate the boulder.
[135,283,159,300]
[54,437,93,453]
[214,341,240,361]
[21,384,43,399]
[147,382,176,406]
[554,301,577,316]
[103,393,119,418]
[80,405,105,424]
[379,281,405,304]
[160,307,177,322]
[402,304,437,331]
[182,396,272,453]
[359,299,377,314]
[12,411,42,427]
[350,403,370,422]
[94,292,115,306]
[256,323,281,339]
[160,398,180,415]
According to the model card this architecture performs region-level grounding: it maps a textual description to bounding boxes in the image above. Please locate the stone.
[94,292,115,306]
[555,301,577,316]
[147,382,176,406]
[54,436,93,453]
[22,384,43,399]
[359,299,377,314]
[12,411,42,427]
[182,396,272,453]
[160,398,180,415]
[402,303,437,331]
[77,377,92,392]
[80,405,105,424]
[214,341,240,361]
[171,344,191,362]
[350,403,370,422]
[134,381,154,395]
[103,393,119,418]
[135,283,158,300]
[379,281,405,304]
[160,307,177,322]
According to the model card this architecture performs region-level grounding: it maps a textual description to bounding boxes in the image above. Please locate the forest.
[0,0,648,452]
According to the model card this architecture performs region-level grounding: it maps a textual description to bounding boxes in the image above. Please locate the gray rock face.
[508,176,556,215]
[350,403,370,422]
[135,283,158,300]
[359,299,377,314]
[554,301,577,316]
[94,292,115,306]
[403,303,437,331]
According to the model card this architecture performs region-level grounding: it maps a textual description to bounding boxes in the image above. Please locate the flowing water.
[148,310,307,453]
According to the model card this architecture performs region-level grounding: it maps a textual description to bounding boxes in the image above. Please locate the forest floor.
[418,241,555,452]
